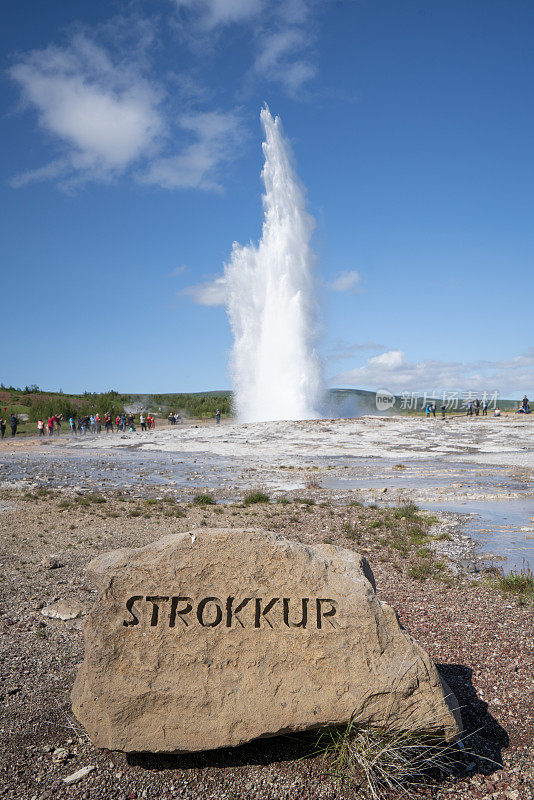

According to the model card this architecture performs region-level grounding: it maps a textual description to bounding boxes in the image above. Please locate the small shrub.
[392,503,420,521]
[278,497,291,505]
[243,491,270,506]
[323,537,334,545]
[497,563,534,605]
[193,493,216,506]
[294,497,315,506]
[408,559,433,581]
[434,531,452,541]
[128,509,142,517]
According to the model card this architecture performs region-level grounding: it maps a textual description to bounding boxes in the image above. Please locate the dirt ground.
[1,486,533,800]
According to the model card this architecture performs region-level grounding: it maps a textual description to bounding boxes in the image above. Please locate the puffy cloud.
[10,35,245,192]
[329,270,361,293]
[332,348,534,397]
[141,110,244,191]
[10,35,164,187]
[180,274,227,305]
[10,1,319,189]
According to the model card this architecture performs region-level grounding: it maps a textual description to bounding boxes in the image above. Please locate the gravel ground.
[1,487,533,800]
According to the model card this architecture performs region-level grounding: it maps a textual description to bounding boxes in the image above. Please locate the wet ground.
[1,415,533,573]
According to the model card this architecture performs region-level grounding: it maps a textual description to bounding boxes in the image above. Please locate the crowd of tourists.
[64,412,159,435]
[1,407,223,438]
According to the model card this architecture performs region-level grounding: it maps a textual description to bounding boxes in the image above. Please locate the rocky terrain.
[1,485,533,800]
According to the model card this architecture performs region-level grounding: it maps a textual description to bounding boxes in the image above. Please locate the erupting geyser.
[224,107,323,422]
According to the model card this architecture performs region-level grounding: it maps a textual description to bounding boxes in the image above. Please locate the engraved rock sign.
[72,529,461,753]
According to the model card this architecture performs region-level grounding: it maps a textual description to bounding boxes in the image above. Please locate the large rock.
[72,529,461,753]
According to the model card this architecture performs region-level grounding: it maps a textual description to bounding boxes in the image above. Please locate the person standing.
[215,409,221,424]
[10,414,18,437]
[0,417,6,439]
[474,398,480,416]
[482,400,488,416]
[69,417,77,436]
[95,413,101,433]
[140,412,146,431]
[37,419,45,436]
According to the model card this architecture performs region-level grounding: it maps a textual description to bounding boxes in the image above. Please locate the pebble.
[62,765,96,785]
[51,746,69,764]
[41,555,63,569]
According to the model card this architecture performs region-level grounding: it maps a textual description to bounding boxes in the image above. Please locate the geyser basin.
[224,107,323,423]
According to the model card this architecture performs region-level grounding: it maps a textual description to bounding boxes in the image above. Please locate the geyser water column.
[224,107,323,422]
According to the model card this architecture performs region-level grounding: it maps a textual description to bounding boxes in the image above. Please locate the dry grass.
[317,716,469,799]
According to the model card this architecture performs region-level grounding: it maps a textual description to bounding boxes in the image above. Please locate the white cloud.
[177,0,264,28]
[10,1,318,189]
[141,110,244,191]
[180,274,227,305]
[10,35,246,192]
[332,348,534,397]
[329,270,361,293]
[253,3,316,94]
[170,265,187,276]
[10,35,164,187]
[175,0,317,95]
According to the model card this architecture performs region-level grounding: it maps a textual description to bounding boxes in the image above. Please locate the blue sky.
[1,0,533,398]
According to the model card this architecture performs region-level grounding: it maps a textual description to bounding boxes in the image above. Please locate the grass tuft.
[317,716,465,799]
[497,562,534,605]
[392,502,420,521]
[192,493,216,506]
[243,490,270,506]
[408,559,434,581]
